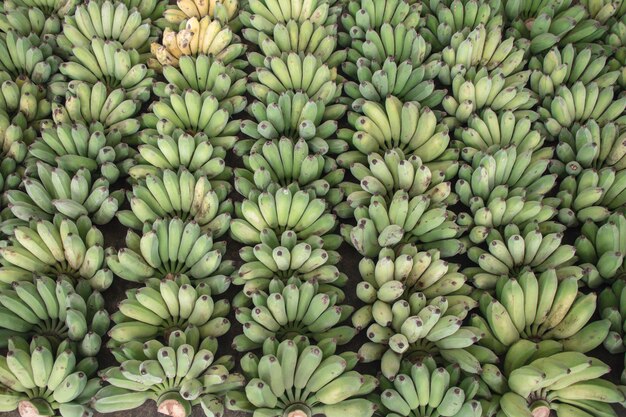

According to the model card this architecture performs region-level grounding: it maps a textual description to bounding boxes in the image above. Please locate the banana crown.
[379,361,483,417]
[466,225,579,289]
[107,218,234,286]
[231,186,337,245]
[0,276,109,356]
[0,335,100,417]
[233,336,377,417]
[163,0,239,26]
[108,275,231,345]
[500,351,622,417]
[360,294,487,378]
[0,215,113,290]
[233,277,356,350]
[575,212,626,286]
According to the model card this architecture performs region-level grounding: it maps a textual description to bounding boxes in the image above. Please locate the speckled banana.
[465,224,580,290]
[378,361,483,417]
[163,0,239,27]
[359,294,492,378]
[150,16,246,67]
[51,81,143,137]
[0,215,113,290]
[233,278,356,351]
[0,336,101,417]
[106,218,234,287]
[0,277,109,356]
[107,275,231,345]
[96,334,243,416]
[230,337,377,417]
[230,186,338,245]
[5,161,123,225]
[59,39,154,98]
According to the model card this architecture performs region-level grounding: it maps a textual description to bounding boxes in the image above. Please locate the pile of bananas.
[4,0,626,415]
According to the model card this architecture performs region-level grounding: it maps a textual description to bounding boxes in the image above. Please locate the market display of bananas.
[0,215,113,290]
[231,337,378,417]
[0,336,101,417]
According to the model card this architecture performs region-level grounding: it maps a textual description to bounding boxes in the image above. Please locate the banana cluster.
[575,212,626,287]
[236,229,344,296]
[354,247,472,330]
[151,15,245,67]
[51,81,143,137]
[0,276,109,358]
[163,0,239,26]
[465,225,579,289]
[359,294,491,378]
[340,0,421,42]
[95,335,244,415]
[599,281,626,359]
[241,0,341,32]
[122,0,169,24]
[0,336,101,417]
[500,351,623,417]
[0,4,61,38]
[475,272,608,355]
[28,123,131,184]
[108,275,231,345]
[106,218,234,287]
[231,337,377,417]
[231,187,337,244]
[233,278,356,350]
[379,361,483,417]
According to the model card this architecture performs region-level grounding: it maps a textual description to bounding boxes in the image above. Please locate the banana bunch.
[339,96,457,173]
[235,140,345,205]
[465,224,579,289]
[150,90,241,144]
[150,16,245,67]
[528,45,620,99]
[28,122,131,184]
[580,0,620,23]
[248,53,342,105]
[59,38,154,98]
[575,212,626,287]
[95,336,243,416]
[241,0,341,32]
[455,145,557,206]
[475,273,609,355]
[5,161,123,225]
[378,361,483,417]
[118,0,168,26]
[557,167,626,226]
[0,5,60,45]
[500,351,623,417]
[453,109,548,163]
[229,336,377,417]
[342,189,463,258]
[51,81,143,137]
[118,169,232,233]
[0,276,110,356]
[233,277,356,351]
[539,81,626,138]
[0,336,101,417]
[0,215,113,290]
[353,246,473,330]
[108,275,231,346]
[437,25,528,85]
[608,49,626,89]
[442,72,537,124]
[338,150,456,219]
[58,0,157,56]
[164,0,238,27]
[342,56,445,107]
[504,0,605,53]
[598,280,626,358]
[340,0,421,43]
[0,30,65,95]
[106,218,234,287]
[420,0,502,51]
[154,55,247,114]
[236,91,346,155]
[230,187,338,245]
[4,0,76,18]
[359,294,491,378]
[235,228,343,296]
[551,121,626,176]
[129,131,228,180]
